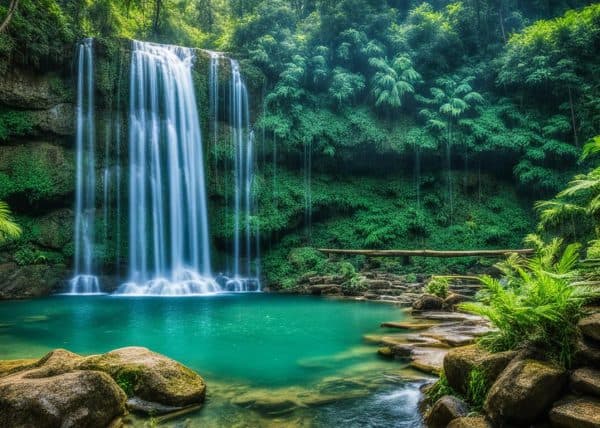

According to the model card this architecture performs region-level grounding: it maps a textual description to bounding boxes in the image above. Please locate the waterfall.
[116,40,219,296]
[224,59,260,292]
[70,38,101,295]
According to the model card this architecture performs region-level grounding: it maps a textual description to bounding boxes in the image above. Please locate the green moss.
[0,109,33,141]
[114,369,139,397]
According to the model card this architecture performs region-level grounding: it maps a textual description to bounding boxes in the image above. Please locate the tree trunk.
[568,86,579,147]
[152,0,162,35]
[0,0,19,34]
[317,248,535,258]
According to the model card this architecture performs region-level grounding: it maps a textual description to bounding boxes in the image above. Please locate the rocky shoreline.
[0,347,206,427]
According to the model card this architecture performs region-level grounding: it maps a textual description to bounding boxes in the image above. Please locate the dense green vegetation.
[0,0,599,288]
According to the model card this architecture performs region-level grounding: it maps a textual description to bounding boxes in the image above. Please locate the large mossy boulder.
[0,350,126,428]
[80,347,206,407]
[443,345,516,395]
[424,395,469,428]
[0,347,207,425]
[484,359,567,426]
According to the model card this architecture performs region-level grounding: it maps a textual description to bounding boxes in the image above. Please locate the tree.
[0,0,18,33]
[0,201,21,243]
[368,55,421,111]
[418,75,484,218]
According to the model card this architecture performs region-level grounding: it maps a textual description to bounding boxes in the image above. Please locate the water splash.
[70,38,101,295]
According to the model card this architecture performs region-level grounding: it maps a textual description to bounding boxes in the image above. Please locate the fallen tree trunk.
[317,248,535,258]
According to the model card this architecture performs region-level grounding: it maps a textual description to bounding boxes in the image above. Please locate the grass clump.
[425,372,457,404]
[466,368,489,410]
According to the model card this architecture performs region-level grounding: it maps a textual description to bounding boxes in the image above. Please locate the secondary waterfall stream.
[70,38,100,294]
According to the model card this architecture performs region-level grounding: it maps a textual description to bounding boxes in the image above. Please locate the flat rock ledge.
[0,347,206,427]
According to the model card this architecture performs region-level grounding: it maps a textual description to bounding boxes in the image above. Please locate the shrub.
[426,276,449,298]
[460,241,599,366]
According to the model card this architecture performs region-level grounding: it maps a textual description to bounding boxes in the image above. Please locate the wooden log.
[316,248,535,258]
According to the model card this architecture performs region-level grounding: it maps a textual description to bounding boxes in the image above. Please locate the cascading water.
[115,40,219,296]
[225,59,260,291]
[69,38,101,294]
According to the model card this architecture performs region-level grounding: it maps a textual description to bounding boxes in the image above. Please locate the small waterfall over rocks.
[70,38,101,294]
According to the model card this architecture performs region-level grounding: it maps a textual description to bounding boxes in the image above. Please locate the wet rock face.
[484,359,567,426]
[0,347,207,425]
[0,262,67,300]
[0,71,69,109]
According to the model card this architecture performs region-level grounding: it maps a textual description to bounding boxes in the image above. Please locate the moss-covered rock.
[0,71,69,110]
[79,347,206,407]
[34,209,73,250]
[549,396,600,428]
[484,359,567,425]
[0,262,67,299]
[424,395,469,428]
[443,345,516,396]
[0,142,75,206]
[0,349,126,428]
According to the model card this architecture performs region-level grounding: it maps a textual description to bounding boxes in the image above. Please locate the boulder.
[447,416,492,428]
[443,345,516,395]
[0,350,126,428]
[80,347,206,407]
[443,293,471,308]
[579,314,600,342]
[570,368,600,397]
[424,395,469,428]
[484,359,567,426]
[549,396,600,428]
[413,294,444,311]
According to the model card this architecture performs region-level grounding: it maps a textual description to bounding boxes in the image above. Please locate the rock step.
[579,313,600,342]
[549,396,600,428]
[380,321,438,330]
[571,368,600,397]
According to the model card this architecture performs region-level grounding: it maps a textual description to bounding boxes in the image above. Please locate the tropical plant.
[536,136,600,239]
[460,240,598,366]
[368,55,421,111]
[0,200,21,243]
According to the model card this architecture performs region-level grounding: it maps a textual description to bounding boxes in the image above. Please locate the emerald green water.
[0,294,426,426]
